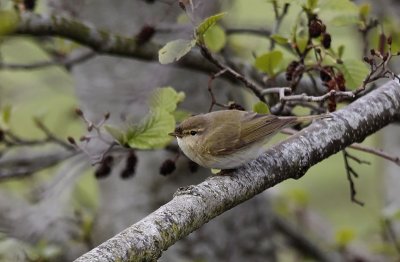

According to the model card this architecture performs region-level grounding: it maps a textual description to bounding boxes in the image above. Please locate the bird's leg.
[217,168,236,176]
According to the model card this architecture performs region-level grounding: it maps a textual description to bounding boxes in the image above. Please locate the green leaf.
[359,3,370,20]
[320,0,358,11]
[159,39,196,65]
[1,105,11,125]
[307,0,318,10]
[296,36,308,54]
[107,86,185,148]
[393,209,400,220]
[211,168,221,174]
[150,87,185,113]
[335,228,356,247]
[338,45,345,59]
[0,10,18,36]
[253,101,270,114]
[271,34,289,45]
[0,105,12,129]
[196,12,227,40]
[204,24,226,53]
[173,110,191,122]
[126,109,175,149]
[287,189,309,206]
[338,59,369,89]
[105,125,126,144]
[176,13,189,24]
[329,14,359,26]
[254,50,283,76]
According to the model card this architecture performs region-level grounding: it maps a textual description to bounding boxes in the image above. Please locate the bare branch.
[198,44,266,102]
[76,80,400,262]
[281,89,355,102]
[342,150,365,206]
[281,129,400,166]
[14,13,274,98]
[350,143,400,166]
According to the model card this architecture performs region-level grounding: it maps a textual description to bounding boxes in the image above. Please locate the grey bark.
[44,1,277,262]
[75,80,400,261]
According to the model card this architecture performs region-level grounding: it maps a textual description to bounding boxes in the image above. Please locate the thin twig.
[270,1,290,50]
[34,119,75,151]
[281,90,355,102]
[281,129,400,166]
[207,69,228,112]
[260,87,292,96]
[350,143,400,166]
[225,28,271,37]
[286,101,326,114]
[342,150,364,206]
[382,218,400,254]
[355,40,400,95]
[345,152,371,165]
[198,44,266,102]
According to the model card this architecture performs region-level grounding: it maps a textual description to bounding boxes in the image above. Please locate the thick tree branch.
[76,80,400,262]
[14,13,327,101]
[15,13,217,76]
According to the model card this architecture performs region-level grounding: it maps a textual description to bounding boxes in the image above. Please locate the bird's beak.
[169,131,183,138]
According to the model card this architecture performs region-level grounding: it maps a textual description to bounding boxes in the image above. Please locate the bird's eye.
[190,130,197,136]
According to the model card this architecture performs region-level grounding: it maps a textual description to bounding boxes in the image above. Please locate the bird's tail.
[279,114,332,123]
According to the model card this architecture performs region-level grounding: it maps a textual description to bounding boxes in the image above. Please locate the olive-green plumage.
[170,110,329,169]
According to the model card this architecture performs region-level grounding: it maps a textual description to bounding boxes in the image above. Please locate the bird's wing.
[239,113,295,145]
[205,112,294,156]
[203,120,242,156]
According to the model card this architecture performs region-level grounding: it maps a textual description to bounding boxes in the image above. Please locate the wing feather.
[207,112,296,156]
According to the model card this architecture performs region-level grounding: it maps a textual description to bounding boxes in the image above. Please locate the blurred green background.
[0,0,395,258]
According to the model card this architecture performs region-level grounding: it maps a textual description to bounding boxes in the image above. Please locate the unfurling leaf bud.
[75,108,84,117]
[322,33,331,49]
[120,151,138,179]
[120,169,134,179]
[67,136,76,145]
[95,155,114,179]
[178,0,187,10]
[387,35,392,45]
[160,159,176,176]
[104,155,114,165]
[370,49,376,56]
[95,165,112,179]
[309,19,324,38]
[383,53,389,61]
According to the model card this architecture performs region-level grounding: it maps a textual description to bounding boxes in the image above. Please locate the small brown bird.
[169,110,330,169]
